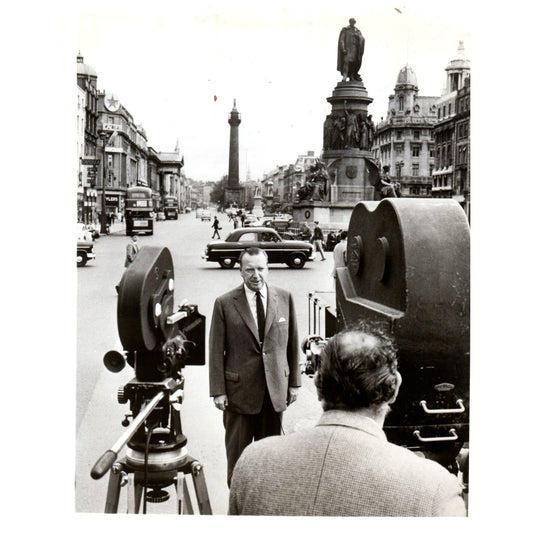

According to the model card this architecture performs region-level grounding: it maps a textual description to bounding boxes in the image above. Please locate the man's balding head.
[315,321,400,411]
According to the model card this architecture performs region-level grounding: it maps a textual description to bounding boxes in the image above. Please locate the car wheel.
[218,258,236,269]
[287,253,306,269]
[77,252,87,267]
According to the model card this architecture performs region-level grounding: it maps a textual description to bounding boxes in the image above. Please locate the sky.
[74,1,472,183]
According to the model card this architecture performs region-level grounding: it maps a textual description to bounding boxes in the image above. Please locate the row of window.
[379,129,434,143]
[457,121,469,140]
[437,102,454,120]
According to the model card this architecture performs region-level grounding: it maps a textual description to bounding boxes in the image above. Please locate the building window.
[414,130,420,140]
[448,103,452,115]
[438,108,441,120]
[396,131,402,140]
[412,145,420,157]
[399,96,404,111]
[412,163,419,177]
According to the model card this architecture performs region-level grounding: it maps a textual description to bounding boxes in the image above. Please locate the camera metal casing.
[335,198,469,458]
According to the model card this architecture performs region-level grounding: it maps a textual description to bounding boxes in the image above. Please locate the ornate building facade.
[432,42,470,218]
[372,66,439,197]
[76,54,99,223]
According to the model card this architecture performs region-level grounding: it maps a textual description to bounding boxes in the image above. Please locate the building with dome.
[372,65,439,197]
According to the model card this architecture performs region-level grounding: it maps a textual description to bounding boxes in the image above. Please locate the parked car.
[185,206,191,213]
[156,211,166,221]
[243,214,261,227]
[202,227,314,269]
[201,209,211,221]
[77,240,95,267]
[77,223,94,242]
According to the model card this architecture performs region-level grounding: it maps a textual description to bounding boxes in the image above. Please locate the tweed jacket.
[209,284,301,414]
[229,409,466,516]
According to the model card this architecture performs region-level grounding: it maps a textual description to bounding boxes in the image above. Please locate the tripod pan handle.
[91,450,118,479]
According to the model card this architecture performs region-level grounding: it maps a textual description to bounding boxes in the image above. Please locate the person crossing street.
[311,221,326,261]
[212,216,221,239]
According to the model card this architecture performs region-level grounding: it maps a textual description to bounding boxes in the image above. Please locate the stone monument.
[292,18,378,225]
[251,181,264,219]
[225,99,245,206]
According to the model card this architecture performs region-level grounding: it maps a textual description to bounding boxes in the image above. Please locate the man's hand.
[287,387,299,406]
[214,394,228,411]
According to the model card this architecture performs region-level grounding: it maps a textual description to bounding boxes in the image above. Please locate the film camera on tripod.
[91,245,211,514]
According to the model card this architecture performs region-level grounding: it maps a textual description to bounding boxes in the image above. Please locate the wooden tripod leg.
[126,473,136,513]
[175,472,195,514]
[190,464,213,515]
[104,464,123,513]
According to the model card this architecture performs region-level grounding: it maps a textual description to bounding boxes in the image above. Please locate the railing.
[307,291,336,338]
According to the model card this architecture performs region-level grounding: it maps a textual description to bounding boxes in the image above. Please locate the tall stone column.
[225,99,244,206]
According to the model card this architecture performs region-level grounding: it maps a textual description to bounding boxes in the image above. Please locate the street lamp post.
[98,129,113,234]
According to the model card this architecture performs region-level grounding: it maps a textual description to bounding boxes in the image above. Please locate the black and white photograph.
[6,0,531,529]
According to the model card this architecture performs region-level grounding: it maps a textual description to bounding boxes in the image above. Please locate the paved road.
[76,211,336,514]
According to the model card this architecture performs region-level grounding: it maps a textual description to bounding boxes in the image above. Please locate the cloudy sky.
[75,1,472,182]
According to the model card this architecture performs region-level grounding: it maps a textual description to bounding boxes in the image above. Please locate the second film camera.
[303,198,469,493]
[91,245,211,514]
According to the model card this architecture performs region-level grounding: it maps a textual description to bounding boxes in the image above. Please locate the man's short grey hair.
[238,247,268,265]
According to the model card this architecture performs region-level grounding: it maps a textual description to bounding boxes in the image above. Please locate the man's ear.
[388,371,402,404]
[314,371,323,401]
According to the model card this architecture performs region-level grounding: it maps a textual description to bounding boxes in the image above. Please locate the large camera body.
[92,246,206,483]
[334,198,469,465]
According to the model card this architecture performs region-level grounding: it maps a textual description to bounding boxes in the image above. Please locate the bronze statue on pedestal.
[337,18,365,82]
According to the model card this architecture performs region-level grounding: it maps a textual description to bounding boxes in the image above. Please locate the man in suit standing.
[209,247,301,487]
[229,321,466,516]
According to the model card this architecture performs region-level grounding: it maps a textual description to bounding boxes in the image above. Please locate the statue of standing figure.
[323,114,334,151]
[343,101,358,148]
[357,114,369,150]
[337,18,365,82]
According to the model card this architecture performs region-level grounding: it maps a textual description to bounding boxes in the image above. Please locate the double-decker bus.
[163,195,178,220]
[125,186,154,235]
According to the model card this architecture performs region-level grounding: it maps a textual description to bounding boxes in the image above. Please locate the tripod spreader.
[91,390,166,480]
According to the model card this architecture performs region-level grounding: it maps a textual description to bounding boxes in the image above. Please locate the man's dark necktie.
[255,291,265,343]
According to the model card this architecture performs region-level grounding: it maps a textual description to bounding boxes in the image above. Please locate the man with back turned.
[209,247,301,487]
[229,321,466,516]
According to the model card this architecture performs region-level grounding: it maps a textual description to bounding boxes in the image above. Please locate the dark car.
[77,240,95,267]
[202,227,314,269]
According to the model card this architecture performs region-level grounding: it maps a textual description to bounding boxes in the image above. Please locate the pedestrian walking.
[332,230,348,288]
[211,216,221,239]
[209,247,301,487]
[311,221,326,260]
[115,234,139,294]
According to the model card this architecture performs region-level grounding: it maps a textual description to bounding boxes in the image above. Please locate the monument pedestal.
[224,187,244,206]
[292,201,355,225]
[323,80,375,207]
[251,194,264,218]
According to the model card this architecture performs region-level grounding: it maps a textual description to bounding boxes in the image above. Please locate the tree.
[210,175,228,207]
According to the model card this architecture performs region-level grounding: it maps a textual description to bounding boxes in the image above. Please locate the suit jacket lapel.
[233,286,261,346]
[264,285,277,338]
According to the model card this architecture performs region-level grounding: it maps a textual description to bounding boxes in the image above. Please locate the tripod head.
[91,246,206,481]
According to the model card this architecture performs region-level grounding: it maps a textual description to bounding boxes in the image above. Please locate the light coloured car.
[77,223,94,242]
[201,209,211,221]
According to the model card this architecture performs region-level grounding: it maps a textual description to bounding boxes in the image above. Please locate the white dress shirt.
[243,284,268,331]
